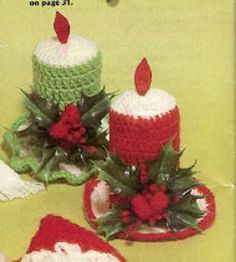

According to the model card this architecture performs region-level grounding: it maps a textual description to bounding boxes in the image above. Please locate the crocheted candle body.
[33,35,102,110]
[109,89,180,164]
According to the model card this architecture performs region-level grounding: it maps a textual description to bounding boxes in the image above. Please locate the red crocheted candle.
[109,107,180,164]
[110,59,180,164]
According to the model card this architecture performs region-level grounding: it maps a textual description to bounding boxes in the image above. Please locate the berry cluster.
[49,104,86,152]
[131,184,170,226]
[109,184,173,228]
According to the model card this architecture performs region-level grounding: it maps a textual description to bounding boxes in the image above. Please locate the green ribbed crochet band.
[33,52,102,110]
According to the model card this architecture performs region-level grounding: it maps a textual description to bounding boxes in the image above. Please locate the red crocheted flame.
[54,11,70,44]
[26,215,126,262]
[134,58,152,96]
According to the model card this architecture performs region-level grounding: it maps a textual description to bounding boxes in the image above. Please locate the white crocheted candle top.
[111,88,177,119]
[33,35,98,67]
[21,242,119,262]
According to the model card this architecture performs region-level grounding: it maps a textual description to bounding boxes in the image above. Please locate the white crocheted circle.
[111,89,177,119]
[34,35,98,66]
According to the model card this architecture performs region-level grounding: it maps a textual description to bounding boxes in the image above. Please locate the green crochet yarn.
[33,51,102,110]
[3,115,95,185]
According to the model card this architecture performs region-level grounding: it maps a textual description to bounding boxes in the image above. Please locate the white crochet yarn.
[34,35,98,66]
[111,88,177,119]
[21,242,119,262]
[90,181,111,217]
[0,161,45,201]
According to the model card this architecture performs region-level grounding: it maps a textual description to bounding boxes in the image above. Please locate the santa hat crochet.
[19,215,126,262]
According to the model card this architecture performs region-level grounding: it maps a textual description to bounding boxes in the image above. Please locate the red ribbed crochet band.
[84,179,216,241]
[25,215,126,262]
[109,106,180,164]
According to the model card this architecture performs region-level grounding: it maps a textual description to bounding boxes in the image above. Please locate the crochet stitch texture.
[33,52,102,110]
[109,106,180,164]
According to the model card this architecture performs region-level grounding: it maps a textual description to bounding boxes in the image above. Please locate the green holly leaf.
[79,87,117,114]
[81,96,111,128]
[21,90,58,125]
[36,148,57,181]
[167,210,200,231]
[147,141,183,185]
[170,176,200,193]
[147,156,162,182]
[80,87,116,129]
[97,221,123,240]
[158,142,183,176]
[174,161,197,177]
[98,169,137,196]
[96,211,120,224]
[79,87,106,114]
[147,142,199,195]
[96,211,124,240]
[100,155,140,192]
[96,130,109,148]
[169,191,206,217]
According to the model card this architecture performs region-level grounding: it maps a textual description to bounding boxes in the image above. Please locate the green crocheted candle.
[33,52,102,110]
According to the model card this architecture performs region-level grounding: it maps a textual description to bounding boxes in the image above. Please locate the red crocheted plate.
[84,179,216,241]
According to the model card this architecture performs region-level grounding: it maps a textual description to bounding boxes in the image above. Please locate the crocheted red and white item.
[109,59,180,165]
[84,179,216,241]
[19,215,126,262]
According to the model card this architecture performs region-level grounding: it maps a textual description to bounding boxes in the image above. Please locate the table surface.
[0,1,235,261]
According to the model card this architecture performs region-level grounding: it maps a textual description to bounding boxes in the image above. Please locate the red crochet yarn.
[131,195,153,220]
[25,215,126,262]
[49,104,86,152]
[84,179,216,241]
[131,185,169,224]
[109,106,180,165]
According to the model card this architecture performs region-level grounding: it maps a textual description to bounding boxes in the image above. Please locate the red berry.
[162,212,168,219]
[61,104,80,124]
[79,127,86,135]
[131,194,153,220]
[144,193,152,200]
[170,195,179,203]
[140,174,148,184]
[121,210,131,217]
[50,123,68,139]
[66,134,74,142]
[159,185,167,192]
[150,191,169,213]
[72,122,81,129]
[121,216,131,224]
[73,131,81,139]
[78,137,86,144]
[85,146,97,155]
[149,184,158,193]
